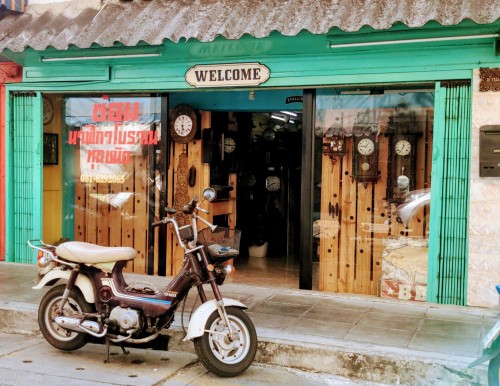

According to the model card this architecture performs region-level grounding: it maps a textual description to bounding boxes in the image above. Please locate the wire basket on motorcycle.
[197,227,241,263]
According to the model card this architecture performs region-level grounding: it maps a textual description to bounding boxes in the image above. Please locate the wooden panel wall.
[163,110,237,276]
[319,108,433,295]
[74,149,150,274]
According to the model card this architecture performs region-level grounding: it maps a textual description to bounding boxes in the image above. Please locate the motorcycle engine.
[109,307,142,333]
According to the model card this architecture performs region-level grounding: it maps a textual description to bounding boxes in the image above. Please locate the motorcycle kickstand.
[104,338,130,363]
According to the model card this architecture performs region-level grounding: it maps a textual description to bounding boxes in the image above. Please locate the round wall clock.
[395,139,411,156]
[43,97,54,125]
[170,104,197,143]
[357,137,375,156]
[224,137,236,153]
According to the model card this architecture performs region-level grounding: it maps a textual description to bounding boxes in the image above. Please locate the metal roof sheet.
[0,0,499,53]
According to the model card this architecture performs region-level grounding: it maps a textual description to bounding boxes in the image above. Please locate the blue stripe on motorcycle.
[138,298,172,305]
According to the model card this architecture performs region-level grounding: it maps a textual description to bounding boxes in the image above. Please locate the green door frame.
[5,91,43,263]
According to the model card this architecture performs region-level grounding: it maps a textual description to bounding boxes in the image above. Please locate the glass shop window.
[312,87,434,302]
[62,95,162,273]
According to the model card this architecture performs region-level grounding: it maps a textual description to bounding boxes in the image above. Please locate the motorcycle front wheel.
[488,353,500,386]
[38,285,94,351]
[194,306,257,377]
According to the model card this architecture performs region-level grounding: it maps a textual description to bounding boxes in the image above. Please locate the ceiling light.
[41,52,161,62]
[280,110,298,117]
[329,33,499,49]
[271,114,286,122]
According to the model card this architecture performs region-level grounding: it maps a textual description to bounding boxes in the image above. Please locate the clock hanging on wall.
[170,104,198,143]
[387,134,418,203]
[352,133,379,184]
[43,97,54,125]
[322,135,346,165]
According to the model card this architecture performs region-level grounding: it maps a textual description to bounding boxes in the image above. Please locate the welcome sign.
[185,62,270,88]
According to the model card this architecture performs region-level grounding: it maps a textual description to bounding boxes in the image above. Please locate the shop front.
[1,0,499,307]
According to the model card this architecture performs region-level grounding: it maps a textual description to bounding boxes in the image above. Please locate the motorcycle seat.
[56,241,136,264]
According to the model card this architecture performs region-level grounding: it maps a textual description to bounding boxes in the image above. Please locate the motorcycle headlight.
[214,264,233,285]
[37,252,52,268]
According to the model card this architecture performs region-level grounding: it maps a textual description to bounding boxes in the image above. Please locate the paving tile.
[425,307,486,323]
[246,311,297,330]
[249,301,310,318]
[267,293,320,307]
[316,297,372,311]
[358,311,423,331]
[410,332,481,356]
[368,302,427,317]
[284,318,352,339]
[418,319,482,338]
[344,325,414,347]
[300,306,364,324]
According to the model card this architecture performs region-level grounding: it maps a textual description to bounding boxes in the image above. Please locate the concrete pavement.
[0,332,389,386]
[0,261,497,385]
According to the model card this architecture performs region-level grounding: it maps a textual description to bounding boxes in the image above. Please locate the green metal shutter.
[428,81,471,306]
[6,92,43,263]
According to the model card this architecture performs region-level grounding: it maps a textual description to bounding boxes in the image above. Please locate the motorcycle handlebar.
[182,195,199,214]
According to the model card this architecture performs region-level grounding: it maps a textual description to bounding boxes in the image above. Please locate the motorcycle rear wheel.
[194,306,257,377]
[38,285,94,351]
[488,353,500,386]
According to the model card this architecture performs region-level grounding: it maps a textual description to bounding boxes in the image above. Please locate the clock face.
[395,139,411,156]
[265,176,280,191]
[357,138,375,156]
[43,97,54,125]
[224,137,236,153]
[330,138,344,152]
[174,114,193,137]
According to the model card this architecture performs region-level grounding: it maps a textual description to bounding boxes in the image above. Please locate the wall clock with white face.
[170,104,197,143]
[265,175,281,191]
[352,134,379,183]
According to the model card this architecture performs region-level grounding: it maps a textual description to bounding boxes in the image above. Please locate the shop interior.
[207,110,303,289]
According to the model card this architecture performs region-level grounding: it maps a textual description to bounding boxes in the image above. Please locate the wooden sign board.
[480,68,500,92]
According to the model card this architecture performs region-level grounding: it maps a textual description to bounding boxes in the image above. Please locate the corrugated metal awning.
[0,0,499,53]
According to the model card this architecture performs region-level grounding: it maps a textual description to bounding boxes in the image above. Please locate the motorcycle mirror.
[203,187,217,202]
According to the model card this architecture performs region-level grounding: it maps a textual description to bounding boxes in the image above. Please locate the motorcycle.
[469,285,500,385]
[27,186,257,377]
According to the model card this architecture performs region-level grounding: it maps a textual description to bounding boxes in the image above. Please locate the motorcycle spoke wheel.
[38,285,93,351]
[194,306,257,377]
[208,317,250,364]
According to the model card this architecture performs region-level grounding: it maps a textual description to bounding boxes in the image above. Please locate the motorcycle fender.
[32,268,95,304]
[183,298,247,341]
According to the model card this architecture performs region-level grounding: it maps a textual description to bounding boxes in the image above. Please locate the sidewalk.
[0,261,496,385]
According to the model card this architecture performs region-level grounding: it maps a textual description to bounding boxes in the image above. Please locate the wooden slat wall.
[319,108,433,295]
[74,146,151,274]
[166,111,212,275]
[163,110,237,276]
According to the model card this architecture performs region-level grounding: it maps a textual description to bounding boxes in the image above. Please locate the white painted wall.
[468,69,500,307]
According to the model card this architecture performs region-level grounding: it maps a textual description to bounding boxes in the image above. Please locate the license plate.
[483,320,500,349]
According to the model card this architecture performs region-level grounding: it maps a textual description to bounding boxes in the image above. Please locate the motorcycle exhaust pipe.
[54,316,106,337]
